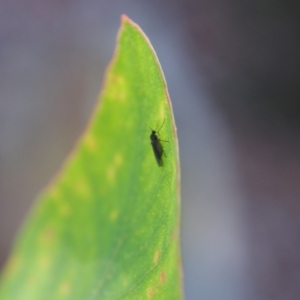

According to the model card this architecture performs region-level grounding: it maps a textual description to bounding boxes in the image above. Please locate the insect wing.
[149,120,167,167]
[151,139,164,167]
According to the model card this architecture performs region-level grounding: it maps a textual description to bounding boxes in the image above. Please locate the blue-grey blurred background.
[1,1,300,299]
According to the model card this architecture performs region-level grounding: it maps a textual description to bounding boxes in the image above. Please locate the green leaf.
[0,15,182,300]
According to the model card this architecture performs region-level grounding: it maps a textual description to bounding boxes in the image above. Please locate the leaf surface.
[0,15,182,300]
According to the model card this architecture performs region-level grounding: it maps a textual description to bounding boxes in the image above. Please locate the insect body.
[149,120,168,167]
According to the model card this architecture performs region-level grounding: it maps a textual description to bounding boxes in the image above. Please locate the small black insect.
[149,119,168,167]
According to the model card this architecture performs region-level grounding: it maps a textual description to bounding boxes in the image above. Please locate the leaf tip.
[121,14,130,24]
[120,14,139,29]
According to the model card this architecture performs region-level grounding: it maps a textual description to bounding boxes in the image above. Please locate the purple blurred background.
[1,1,300,299]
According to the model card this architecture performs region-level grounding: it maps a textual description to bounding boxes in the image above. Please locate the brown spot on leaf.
[59,282,71,295]
[153,250,160,265]
[160,271,166,284]
[147,287,153,298]
[4,254,20,277]
[41,227,55,243]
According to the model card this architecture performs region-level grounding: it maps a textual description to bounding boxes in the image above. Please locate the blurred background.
[1,1,300,299]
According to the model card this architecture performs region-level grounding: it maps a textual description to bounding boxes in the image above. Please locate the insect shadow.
[149,119,169,167]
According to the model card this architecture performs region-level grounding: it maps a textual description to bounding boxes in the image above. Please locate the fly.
[149,119,168,167]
